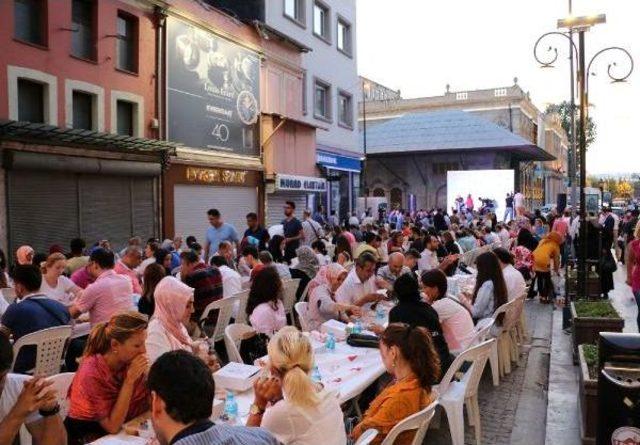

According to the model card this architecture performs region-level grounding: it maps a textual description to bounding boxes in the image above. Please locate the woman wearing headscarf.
[307,263,361,331]
[290,245,319,301]
[268,235,286,263]
[16,245,34,265]
[145,276,218,370]
[528,231,562,303]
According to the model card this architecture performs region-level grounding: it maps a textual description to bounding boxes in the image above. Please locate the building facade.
[212,0,362,222]
[360,80,569,209]
[0,0,171,255]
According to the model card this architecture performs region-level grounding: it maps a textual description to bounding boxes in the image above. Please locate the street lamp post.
[534,14,634,299]
[362,81,370,218]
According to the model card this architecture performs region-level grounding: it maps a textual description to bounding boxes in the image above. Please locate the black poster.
[167,18,260,156]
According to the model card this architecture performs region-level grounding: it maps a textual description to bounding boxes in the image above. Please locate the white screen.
[447,170,515,219]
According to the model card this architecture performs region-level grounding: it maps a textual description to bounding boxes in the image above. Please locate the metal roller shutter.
[266,193,307,227]
[173,184,258,243]
[132,177,157,242]
[7,171,80,255]
[79,176,133,249]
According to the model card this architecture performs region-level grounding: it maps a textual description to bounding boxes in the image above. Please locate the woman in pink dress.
[625,222,640,331]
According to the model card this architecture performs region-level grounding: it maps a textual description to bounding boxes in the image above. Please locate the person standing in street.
[302,209,324,246]
[313,204,326,226]
[243,212,269,252]
[514,190,525,217]
[625,221,640,331]
[204,209,239,264]
[282,201,303,263]
[504,193,514,222]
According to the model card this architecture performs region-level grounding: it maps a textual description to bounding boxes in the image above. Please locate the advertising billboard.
[447,170,515,218]
[167,18,260,156]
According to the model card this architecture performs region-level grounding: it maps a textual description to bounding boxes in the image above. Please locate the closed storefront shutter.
[80,176,132,249]
[132,177,157,242]
[266,193,307,227]
[7,171,80,255]
[173,185,258,242]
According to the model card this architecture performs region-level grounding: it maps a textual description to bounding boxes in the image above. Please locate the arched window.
[390,188,403,208]
[373,187,385,197]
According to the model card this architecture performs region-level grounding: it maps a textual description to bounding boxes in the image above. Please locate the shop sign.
[186,167,247,185]
[167,18,260,156]
[275,174,326,192]
[316,150,362,172]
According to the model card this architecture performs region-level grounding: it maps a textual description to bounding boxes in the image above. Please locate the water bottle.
[353,320,363,334]
[224,391,238,424]
[311,365,322,383]
[325,332,336,351]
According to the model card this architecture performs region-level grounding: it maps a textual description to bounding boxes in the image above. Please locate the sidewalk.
[427,301,552,445]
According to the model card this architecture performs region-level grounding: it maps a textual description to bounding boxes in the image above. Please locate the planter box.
[571,302,624,363]
[578,345,598,445]
[566,273,601,299]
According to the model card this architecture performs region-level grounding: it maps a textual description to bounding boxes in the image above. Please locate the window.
[116,13,137,73]
[72,91,94,130]
[18,79,45,123]
[72,0,95,60]
[314,79,331,120]
[116,100,134,136]
[456,92,468,100]
[337,17,352,56]
[14,0,46,46]
[284,0,305,26]
[338,90,353,128]
[494,88,507,97]
[313,1,330,42]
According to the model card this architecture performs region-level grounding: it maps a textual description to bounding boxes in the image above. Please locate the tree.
[617,181,633,199]
[545,101,597,149]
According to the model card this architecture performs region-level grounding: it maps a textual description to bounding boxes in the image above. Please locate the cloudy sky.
[356,0,639,175]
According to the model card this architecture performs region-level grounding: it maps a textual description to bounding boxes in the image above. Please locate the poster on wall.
[167,17,260,156]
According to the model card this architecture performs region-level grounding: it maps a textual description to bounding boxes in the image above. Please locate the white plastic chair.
[299,279,313,303]
[452,318,499,387]
[490,298,519,377]
[47,372,75,418]
[200,296,238,345]
[224,323,254,364]
[12,325,72,376]
[2,287,16,304]
[354,429,378,445]
[232,289,251,325]
[294,302,310,332]
[436,339,495,445]
[282,278,301,318]
[381,399,439,445]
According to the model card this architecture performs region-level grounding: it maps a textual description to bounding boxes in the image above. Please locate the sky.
[356,0,639,175]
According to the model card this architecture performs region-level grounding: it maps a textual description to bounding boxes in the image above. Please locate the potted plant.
[578,344,598,445]
[570,300,624,362]
[565,268,601,299]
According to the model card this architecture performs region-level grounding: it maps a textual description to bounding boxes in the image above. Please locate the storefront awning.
[0,120,179,155]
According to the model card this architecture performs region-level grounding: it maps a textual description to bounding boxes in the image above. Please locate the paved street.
[426,301,553,445]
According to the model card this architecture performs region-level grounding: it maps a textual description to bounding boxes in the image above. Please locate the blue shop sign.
[316,150,362,172]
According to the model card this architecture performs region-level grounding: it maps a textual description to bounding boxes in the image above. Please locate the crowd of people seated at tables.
[1,200,616,445]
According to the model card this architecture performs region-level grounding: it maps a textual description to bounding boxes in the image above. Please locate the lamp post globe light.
[533,14,634,299]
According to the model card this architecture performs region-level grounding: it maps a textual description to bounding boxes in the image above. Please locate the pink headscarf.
[308,263,347,294]
[16,245,34,265]
[153,277,194,351]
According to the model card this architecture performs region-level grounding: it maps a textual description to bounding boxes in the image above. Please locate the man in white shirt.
[301,209,324,246]
[418,235,458,273]
[493,248,526,301]
[210,256,242,299]
[0,334,66,445]
[335,253,385,307]
[514,191,525,217]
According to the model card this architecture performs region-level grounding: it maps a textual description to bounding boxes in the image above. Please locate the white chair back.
[294,302,310,332]
[2,287,16,304]
[491,298,518,334]
[224,323,254,363]
[232,289,251,324]
[12,325,72,376]
[381,400,439,445]
[452,318,494,355]
[200,296,238,344]
[354,429,379,445]
[503,295,525,331]
[299,280,313,303]
[437,339,494,399]
[47,372,75,418]
[282,278,301,315]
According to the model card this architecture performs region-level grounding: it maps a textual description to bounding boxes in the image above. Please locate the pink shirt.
[74,270,134,326]
[432,296,475,351]
[114,261,142,294]
[249,300,286,336]
[630,240,640,293]
[70,266,95,289]
[551,219,569,239]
